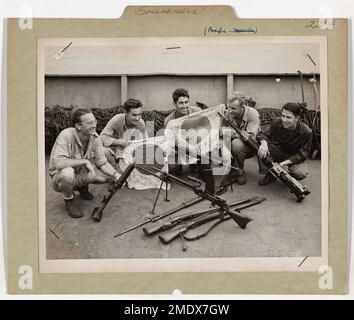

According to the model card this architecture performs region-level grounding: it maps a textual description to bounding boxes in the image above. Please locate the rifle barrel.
[113,196,204,238]
[143,196,258,236]
[92,162,136,222]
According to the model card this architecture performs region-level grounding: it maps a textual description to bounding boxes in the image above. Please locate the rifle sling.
[182,217,228,241]
[174,197,266,241]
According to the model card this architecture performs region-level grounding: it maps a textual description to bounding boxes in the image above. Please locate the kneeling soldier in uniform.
[100,98,147,166]
[49,108,120,218]
[164,88,202,176]
[257,102,312,185]
[219,91,260,185]
[164,88,217,194]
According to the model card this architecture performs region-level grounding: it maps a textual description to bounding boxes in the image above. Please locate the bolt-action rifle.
[159,197,266,247]
[143,196,257,236]
[113,176,240,238]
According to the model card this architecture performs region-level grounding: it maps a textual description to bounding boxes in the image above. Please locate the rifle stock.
[225,208,249,229]
[143,222,166,236]
[159,227,188,244]
[159,212,220,244]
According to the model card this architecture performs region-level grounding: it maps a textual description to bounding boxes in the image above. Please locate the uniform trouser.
[230,138,256,174]
[258,142,308,180]
[51,166,110,193]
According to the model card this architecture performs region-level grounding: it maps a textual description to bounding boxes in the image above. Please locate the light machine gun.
[218,112,310,202]
[138,166,253,229]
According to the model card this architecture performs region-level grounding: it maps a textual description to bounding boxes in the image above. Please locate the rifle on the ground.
[91,163,136,222]
[143,196,257,236]
[159,197,266,246]
[113,196,204,238]
[113,177,240,238]
[142,166,253,229]
[218,112,310,202]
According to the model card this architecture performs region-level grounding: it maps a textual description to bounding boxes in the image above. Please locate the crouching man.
[164,88,202,175]
[219,91,260,185]
[164,88,217,194]
[257,102,312,185]
[100,98,147,167]
[48,108,120,218]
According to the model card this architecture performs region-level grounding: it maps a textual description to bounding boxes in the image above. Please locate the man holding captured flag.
[164,88,233,195]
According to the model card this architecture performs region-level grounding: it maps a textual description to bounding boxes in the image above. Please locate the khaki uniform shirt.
[49,127,107,176]
[164,106,202,127]
[222,106,261,137]
[100,114,147,158]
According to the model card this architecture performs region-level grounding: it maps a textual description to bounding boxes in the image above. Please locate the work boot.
[235,174,247,185]
[228,166,246,185]
[77,186,94,200]
[230,167,243,177]
[64,198,84,218]
[258,173,276,186]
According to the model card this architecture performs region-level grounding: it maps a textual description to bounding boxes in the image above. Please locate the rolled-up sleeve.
[139,120,149,139]
[93,137,108,168]
[100,117,119,147]
[246,109,261,137]
[51,132,71,169]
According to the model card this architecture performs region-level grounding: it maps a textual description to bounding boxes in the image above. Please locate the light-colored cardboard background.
[6,5,348,294]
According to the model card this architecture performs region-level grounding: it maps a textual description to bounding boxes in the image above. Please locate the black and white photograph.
[37,36,328,272]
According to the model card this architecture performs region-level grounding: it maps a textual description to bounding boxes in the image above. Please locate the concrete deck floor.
[45,157,322,259]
